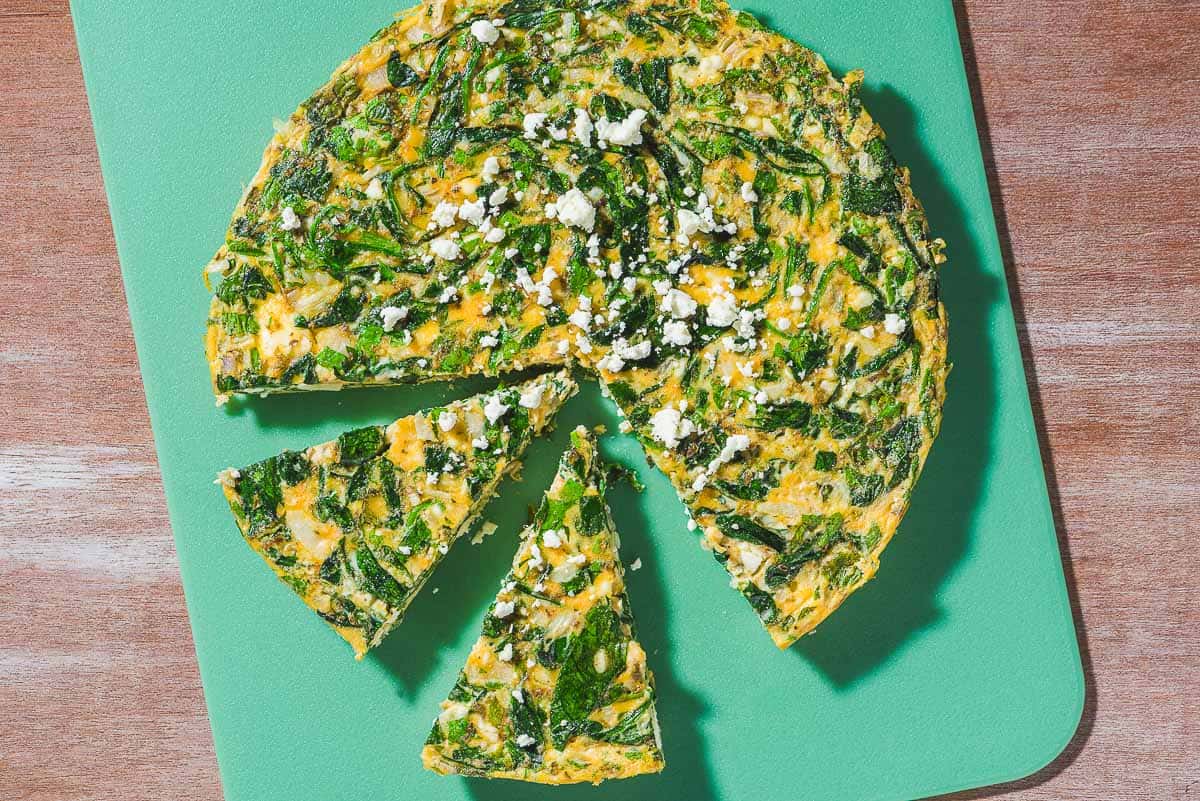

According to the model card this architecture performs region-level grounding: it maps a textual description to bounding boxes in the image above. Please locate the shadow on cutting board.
[792,83,1002,688]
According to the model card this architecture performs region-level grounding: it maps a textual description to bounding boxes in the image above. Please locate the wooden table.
[1,2,1196,799]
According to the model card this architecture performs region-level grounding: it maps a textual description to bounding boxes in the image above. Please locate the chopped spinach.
[548,602,626,749]
[337,426,385,464]
[715,513,787,551]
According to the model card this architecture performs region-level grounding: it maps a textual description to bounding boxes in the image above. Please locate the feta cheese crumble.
[483,394,510,424]
[884,313,908,335]
[430,201,459,229]
[469,18,500,44]
[573,108,593,147]
[279,206,301,230]
[380,305,409,332]
[553,188,596,232]
[662,320,692,346]
[706,293,739,327]
[522,112,548,139]
[480,155,501,181]
[662,288,698,319]
[649,406,695,449]
[595,108,647,147]
[429,237,462,261]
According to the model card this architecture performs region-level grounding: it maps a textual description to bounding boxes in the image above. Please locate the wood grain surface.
[1,1,1196,799]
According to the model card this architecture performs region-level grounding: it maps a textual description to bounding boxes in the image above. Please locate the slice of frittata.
[217,369,577,658]
[423,427,664,784]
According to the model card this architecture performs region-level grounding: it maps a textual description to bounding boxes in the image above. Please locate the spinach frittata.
[205,0,948,647]
[217,370,577,657]
[424,427,664,784]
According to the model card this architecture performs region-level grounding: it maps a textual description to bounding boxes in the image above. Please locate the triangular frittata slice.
[423,427,664,784]
[218,370,577,658]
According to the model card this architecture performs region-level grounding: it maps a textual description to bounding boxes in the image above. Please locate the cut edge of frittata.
[422,426,665,784]
[217,368,578,658]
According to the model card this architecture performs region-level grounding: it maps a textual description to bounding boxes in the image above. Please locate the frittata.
[217,370,577,657]
[205,0,948,648]
[423,427,664,784]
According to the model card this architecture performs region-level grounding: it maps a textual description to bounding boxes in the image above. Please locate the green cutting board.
[69,1,1083,798]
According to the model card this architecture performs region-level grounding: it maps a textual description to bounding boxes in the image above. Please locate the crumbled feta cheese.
[380,305,408,331]
[715,434,750,468]
[515,733,537,748]
[573,107,593,147]
[595,108,647,147]
[661,288,698,319]
[776,317,792,331]
[706,294,739,327]
[741,549,764,574]
[522,112,548,139]
[740,181,759,203]
[438,284,459,303]
[484,394,510,424]
[553,188,596,232]
[543,529,562,548]
[630,557,643,571]
[429,237,461,260]
[279,206,301,230]
[497,642,513,661]
[860,325,876,339]
[649,406,695,449]
[481,155,501,181]
[568,308,591,331]
[438,410,458,432]
[480,333,498,348]
[662,320,692,346]
[430,201,459,228]
[469,18,500,44]
[485,226,506,243]
[619,339,652,361]
[884,313,907,335]
[676,208,702,240]
[365,178,384,200]
[493,600,516,619]
[488,185,508,207]
[458,198,487,226]
[596,350,626,373]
